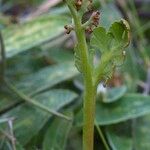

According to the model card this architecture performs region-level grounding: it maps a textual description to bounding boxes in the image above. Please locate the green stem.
[83,85,96,150]
[75,13,96,150]
[0,32,6,82]
[65,1,96,149]
[95,121,110,150]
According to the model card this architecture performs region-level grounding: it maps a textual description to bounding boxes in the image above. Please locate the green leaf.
[91,19,130,84]
[91,20,130,54]
[75,94,150,126]
[90,27,111,53]
[1,89,77,145]
[43,110,73,150]
[105,118,150,150]
[109,19,130,49]
[102,86,127,103]
[15,62,78,96]
[0,62,78,117]
[6,47,44,81]
[134,115,150,150]
[96,94,150,125]
[48,48,74,63]
[74,44,83,73]
[106,125,132,150]
[2,15,69,58]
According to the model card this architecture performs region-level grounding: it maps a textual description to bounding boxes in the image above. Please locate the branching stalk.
[65,0,130,149]
[65,0,97,149]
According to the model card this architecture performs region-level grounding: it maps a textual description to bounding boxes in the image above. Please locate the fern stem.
[65,1,96,149]
[74,12,96,150]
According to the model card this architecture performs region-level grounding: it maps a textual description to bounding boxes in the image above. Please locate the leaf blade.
[15,62,78,96]
[43,110,73,150]
[1,89,77,145]
[2,15,69,58]
[75,94,150,126]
